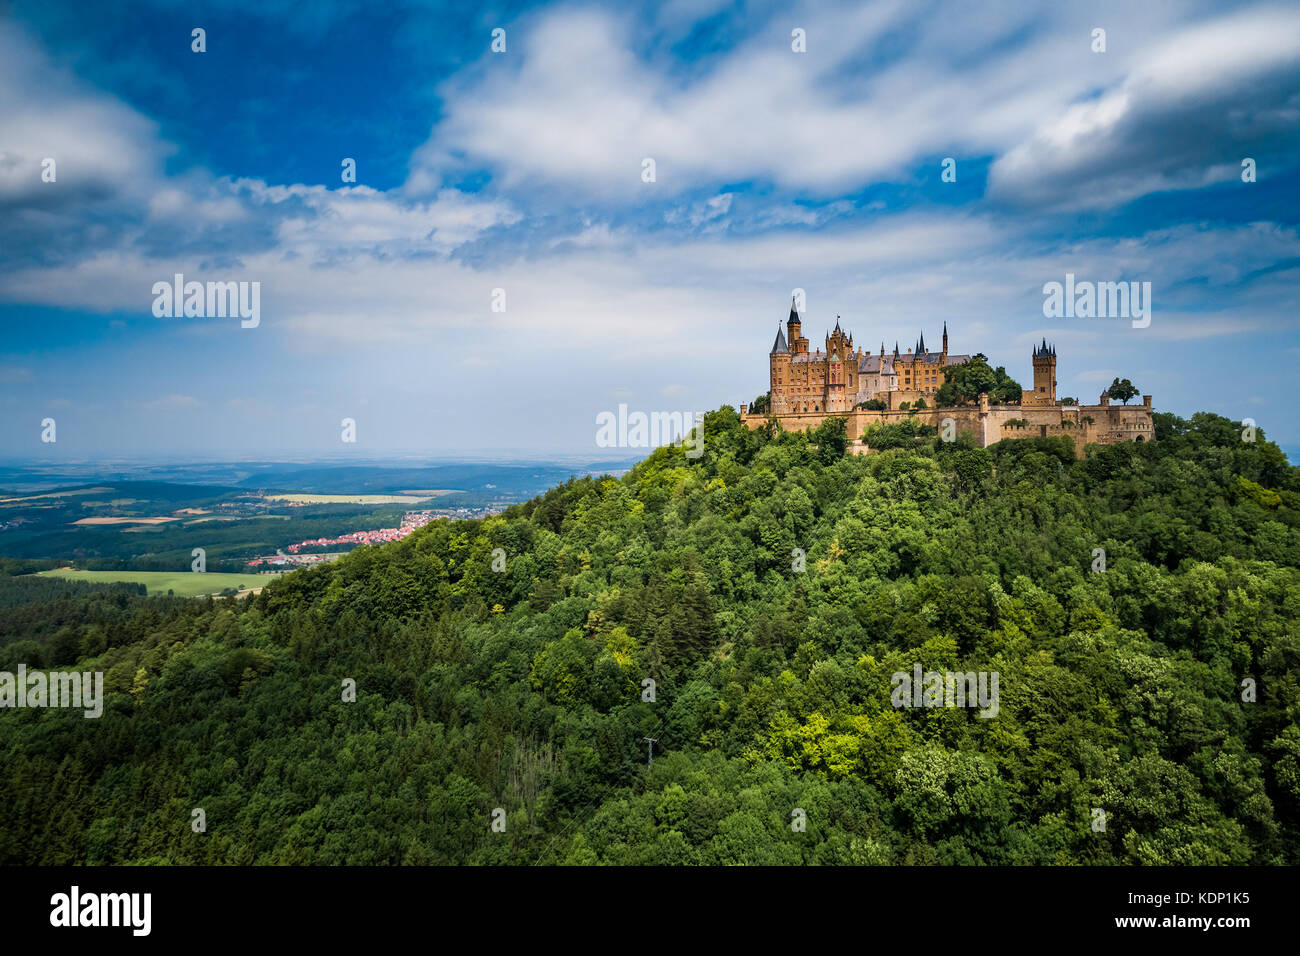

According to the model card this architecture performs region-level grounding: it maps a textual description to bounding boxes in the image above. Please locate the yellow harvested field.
[264,493,433,504]
[398,489,459,496]
[73,516,177,525]
[185,514,290,523]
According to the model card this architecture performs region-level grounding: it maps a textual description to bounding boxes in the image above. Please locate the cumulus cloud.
[0,22,171,208]
[0,21,521,272]
[407,0,1273,205]
[988,6,1300,209]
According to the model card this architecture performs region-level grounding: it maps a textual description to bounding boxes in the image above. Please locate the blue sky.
[1,0,1298,460]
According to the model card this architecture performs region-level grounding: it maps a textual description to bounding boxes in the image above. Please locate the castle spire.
[920,331,926,353]
[770,324,788,354]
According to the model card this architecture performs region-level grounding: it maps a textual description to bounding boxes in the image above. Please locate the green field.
[38,568,281,596]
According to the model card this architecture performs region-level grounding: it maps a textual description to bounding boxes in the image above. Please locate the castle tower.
[786,297,806,355]
[942,322,948,358]
[823,316,855,412]
[769,323,789,414]
[1023,338,1057,406]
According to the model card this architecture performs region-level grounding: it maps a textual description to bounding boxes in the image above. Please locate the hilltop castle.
[743,299,1155,456]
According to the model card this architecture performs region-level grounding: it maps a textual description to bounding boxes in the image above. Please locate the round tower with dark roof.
[1024,338,1058,406]
[769,319,790,415]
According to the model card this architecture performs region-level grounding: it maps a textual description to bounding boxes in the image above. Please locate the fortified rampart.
[740,391,1154,458]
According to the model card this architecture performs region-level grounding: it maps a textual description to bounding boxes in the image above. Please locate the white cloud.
[988,6,1300,208]
[0,22,521,268]
[405,2,1226,201]
[0,23,171,208]
[271,183,519,254]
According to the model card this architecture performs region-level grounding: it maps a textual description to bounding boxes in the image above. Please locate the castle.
[768,298,972,413]
[743,299,1155,456]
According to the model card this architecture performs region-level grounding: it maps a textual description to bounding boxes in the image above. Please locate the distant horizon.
[0,451,649,466]
[0,419,1295,475]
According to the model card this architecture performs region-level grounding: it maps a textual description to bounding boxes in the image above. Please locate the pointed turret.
[786,297,803,355]
[1028,338,1058,405]
[770,325,788,354]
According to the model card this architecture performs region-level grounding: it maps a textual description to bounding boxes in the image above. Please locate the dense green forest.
[1,408,1297,865]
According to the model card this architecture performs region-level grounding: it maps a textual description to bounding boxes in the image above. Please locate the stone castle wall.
[739,393,1155,458]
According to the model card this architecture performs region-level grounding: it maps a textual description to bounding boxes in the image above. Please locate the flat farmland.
[38,568,281,596]
[263,493,433,505]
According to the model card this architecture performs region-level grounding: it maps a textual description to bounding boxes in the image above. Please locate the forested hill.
[2,409,1298,865]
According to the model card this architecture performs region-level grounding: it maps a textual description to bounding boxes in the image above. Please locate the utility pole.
[642,737,658,768]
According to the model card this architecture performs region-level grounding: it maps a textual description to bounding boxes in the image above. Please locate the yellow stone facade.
[767,299,971,413]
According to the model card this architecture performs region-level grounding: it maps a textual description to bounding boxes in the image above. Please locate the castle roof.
[898,352,971,366]
[788,299,801,325]
[1033,338,1056,358]
[770,325,788,354]
[859,354,896,375]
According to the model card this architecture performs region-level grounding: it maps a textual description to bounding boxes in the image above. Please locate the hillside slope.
[1,408,1297,865]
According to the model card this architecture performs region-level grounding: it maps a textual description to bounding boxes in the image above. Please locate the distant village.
[247,506,502,569]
